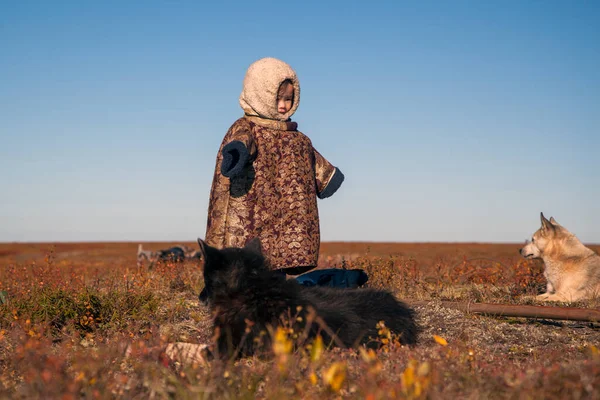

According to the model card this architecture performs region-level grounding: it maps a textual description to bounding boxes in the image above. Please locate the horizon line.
[2,240,599,246]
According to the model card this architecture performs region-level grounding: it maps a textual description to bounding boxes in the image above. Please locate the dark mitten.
[318,167,345,199]
[221,141,250,178]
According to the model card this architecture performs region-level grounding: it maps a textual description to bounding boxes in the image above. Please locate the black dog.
[197,238,418,359]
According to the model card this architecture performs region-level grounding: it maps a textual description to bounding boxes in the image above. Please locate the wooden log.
[408,300,600,322]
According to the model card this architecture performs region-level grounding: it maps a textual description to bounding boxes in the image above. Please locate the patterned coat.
[205,115,343,272]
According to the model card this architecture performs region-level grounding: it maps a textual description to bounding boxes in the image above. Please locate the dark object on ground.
[157,247,186,263]
[295,268,368,288]
[137,244,201,268]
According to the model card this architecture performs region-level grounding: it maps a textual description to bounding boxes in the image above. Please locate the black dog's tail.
[385,300,419,345]
[355,290,419,345]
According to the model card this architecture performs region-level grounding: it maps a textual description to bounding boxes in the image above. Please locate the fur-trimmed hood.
[239,57,301,121]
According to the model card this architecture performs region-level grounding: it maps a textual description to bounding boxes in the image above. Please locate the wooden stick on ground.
[408,300,600,323]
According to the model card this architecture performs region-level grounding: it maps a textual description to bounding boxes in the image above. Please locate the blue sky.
[1,1,599,243]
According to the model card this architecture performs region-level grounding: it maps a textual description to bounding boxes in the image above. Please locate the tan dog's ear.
[540,212,555,234]
[549,216,560,226]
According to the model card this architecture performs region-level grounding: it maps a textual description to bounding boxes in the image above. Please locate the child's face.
[277,83,294,115]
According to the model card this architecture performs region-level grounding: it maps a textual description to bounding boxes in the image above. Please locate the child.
[204,57,344,275]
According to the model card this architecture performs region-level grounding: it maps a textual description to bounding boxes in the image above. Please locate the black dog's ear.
[244,237,263,256]
[197,238,220,263]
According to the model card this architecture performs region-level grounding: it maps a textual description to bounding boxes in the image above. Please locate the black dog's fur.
[198,238,418,359]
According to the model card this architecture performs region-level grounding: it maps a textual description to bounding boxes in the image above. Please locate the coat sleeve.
[220,122,257,178]
[314,148,344,199]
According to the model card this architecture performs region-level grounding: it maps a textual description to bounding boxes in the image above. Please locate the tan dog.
[520,213,600,302]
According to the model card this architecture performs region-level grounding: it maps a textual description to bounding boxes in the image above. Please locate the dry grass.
[0,241,599,399]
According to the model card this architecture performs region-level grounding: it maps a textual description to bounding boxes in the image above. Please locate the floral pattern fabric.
[205,116,337,270]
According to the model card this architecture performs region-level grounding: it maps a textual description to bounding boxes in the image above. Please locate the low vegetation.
[1,242,599,399]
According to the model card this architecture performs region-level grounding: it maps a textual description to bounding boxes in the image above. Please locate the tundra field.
[0,241,599,399]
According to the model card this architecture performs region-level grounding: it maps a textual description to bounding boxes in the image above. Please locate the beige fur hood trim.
[239,57,300,121]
